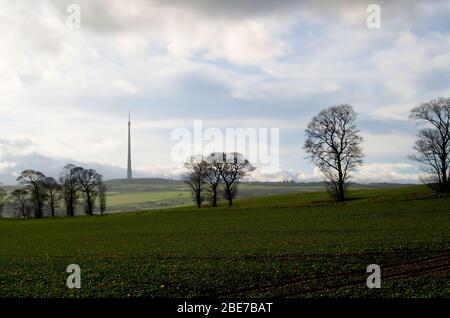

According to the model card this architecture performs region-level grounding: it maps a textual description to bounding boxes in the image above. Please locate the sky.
[1,0,450,184]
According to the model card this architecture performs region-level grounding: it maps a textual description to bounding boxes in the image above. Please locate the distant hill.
[1,178,417,217]
[104,178,415,191]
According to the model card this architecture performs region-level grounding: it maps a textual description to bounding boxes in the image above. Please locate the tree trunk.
[338,180,345,202]
[195,190,201,208]
[211,187,217,207]
[86,193,93,215]
[441,152,449,193]
[337,158,345,202]
[67,193,75,216]
[226,184,233,206]
[21,204,26,218]
[67,203,74,216]
[35,189,42,219]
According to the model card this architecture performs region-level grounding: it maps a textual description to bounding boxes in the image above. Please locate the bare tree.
[74,166,102,215]
[183,157,207,208]
[304,105,364,202]
[16,170,47,218]
[10,189,29,218]
[60,164,80,217]
[409,97,450,193]
[215,152,254,206]
[42,177,61,217]
[204,154,222,207]
[98,182,107,216]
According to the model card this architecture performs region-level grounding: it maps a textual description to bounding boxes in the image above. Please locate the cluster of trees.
[303,98,450,202]
[184,98,449,206]
[183,152,255,208]
[0,164,106,218]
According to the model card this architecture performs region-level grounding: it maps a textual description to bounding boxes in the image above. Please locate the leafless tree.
[10,189,29,218]
[73,166,102,215]
[215,152,254,206]
[204,153,222,207]
[42,177,61,217]
[60,164,80,217]
[16,169,47,218]
[183,157,207,208]
[304,105,364,202]
[409,97,450,193]
[98,182,107,215]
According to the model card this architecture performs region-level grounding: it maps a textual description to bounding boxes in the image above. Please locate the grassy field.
[0,185,449,297]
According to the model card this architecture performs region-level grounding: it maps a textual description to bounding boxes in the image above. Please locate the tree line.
[184,97,450,205]
[0,164,106,218]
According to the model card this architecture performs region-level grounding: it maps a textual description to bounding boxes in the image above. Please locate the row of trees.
[183,152,255,208]
[303,97,450,202]
[1,164,106,218]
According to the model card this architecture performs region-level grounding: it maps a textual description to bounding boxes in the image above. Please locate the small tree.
[409,97,450,193]
[16,170,47,218]
[10,189,29,218]
[98,182,107,216]
[74,166,102,216]
[60,164,80,217]
[304,104,364,202]
[216,152,254,206]
[183,157,207,208]
[42,177,61,217]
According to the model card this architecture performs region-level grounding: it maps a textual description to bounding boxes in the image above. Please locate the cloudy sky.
[1,0,449,184]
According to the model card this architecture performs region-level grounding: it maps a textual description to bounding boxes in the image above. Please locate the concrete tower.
[127,112,132,181]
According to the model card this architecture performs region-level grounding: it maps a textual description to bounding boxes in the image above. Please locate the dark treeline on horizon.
[0,164,106,219]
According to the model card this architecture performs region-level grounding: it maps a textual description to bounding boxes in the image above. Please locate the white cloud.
[0,0,448,184]
[361,132,415,159]
[353,162,420,183]
[250,162,420,184]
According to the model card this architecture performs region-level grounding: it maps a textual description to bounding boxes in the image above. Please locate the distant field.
[1,185,449,297]
[1,178,415,215]
[104,178,413,213]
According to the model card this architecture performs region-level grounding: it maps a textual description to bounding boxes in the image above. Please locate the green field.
[0,185,449,297]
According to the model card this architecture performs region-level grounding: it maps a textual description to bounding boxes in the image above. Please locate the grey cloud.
[46,0,443,33]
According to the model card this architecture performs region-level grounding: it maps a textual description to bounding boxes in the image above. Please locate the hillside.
[0,185,449,297]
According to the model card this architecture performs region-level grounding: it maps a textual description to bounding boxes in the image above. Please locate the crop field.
[0,185,449,297]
